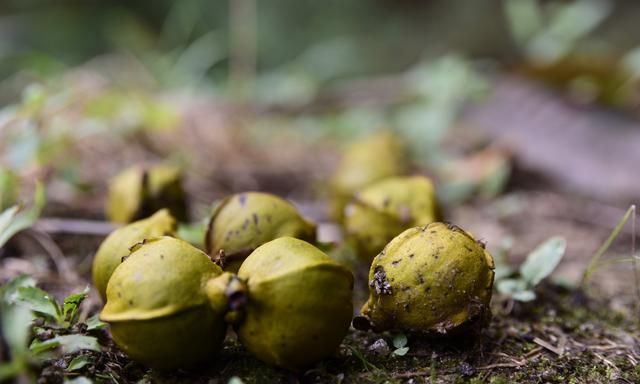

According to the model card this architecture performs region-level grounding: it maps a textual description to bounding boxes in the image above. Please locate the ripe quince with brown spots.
[355,222,494,335]
[100,236,234,369]
[205,192,316,272]
[226,237,354,370]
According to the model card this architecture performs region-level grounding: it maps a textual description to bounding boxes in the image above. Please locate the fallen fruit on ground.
[343,175,440,262]
[228,237,354,370]
[205,192,316,272]
[100,236,231,370]
[355,222,494,335]
[92,209,176,300]
[106,164,188,223]
[328,130,407,222]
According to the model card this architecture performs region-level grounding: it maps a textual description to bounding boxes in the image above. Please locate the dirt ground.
[1,76,639,383]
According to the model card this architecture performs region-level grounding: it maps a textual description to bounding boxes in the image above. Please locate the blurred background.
[1,0,640,274]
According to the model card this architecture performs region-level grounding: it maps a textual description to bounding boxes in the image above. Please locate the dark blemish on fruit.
[129,300,134,306]
[266,215,272,223]
[464,245,473,252]
[408,253,414,258]
[370,266,393,295]
[252,213,259,226]
[242,219,249,230]
[417,275,425,284]
[391,259,402,266]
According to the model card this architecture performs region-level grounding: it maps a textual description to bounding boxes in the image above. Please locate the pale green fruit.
[92,209,176,301]
[328,131,407,222]
[106,164,188,224]
[231,237,353,370]
[344,175,440,262]
[355,223,495,335]
[101,236,231,369]
[205,192,316,272]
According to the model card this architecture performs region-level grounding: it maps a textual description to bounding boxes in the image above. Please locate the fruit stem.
[204,272,249,324]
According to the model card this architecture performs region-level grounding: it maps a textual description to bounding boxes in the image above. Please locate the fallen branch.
[34,218,119,236]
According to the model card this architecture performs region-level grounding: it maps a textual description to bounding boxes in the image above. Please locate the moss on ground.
[36,282,637,384]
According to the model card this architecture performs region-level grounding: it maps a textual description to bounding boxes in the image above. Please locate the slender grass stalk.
[594,257,635,267]
[581,205,635,291]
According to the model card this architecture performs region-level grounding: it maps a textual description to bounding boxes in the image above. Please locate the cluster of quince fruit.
[92,133,495,371]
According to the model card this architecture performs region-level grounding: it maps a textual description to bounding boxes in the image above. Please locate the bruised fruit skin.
[328,131,407,222]
[106,164,188,224]
[355,223,494,335]
[344,175,440,262]
[101,236,231,369]
[92,209,176,301]
[205,192,316,272]
[231,237,353,370]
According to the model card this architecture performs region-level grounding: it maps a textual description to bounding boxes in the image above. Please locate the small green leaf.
[33,335,101,356]
[0,206,19,235]
[86,315,107,332]
[29,338,61,355]
[494,264,515,281]
[66,355,92,372]
[0,275,37,355]
[392,347,410,356]
[55,335,101,354]
[12,286,60,321]
[0,183,46,248]
[392,333,407,349]
[63,289,89,307]
[63,287,89,324]
[497,279,537,302]
[520,236,566,286]
[496,278,528,295]
[512,290,537,302]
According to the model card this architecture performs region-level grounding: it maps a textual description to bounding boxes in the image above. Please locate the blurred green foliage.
[0,1,512,89]
[0,0,639,99]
